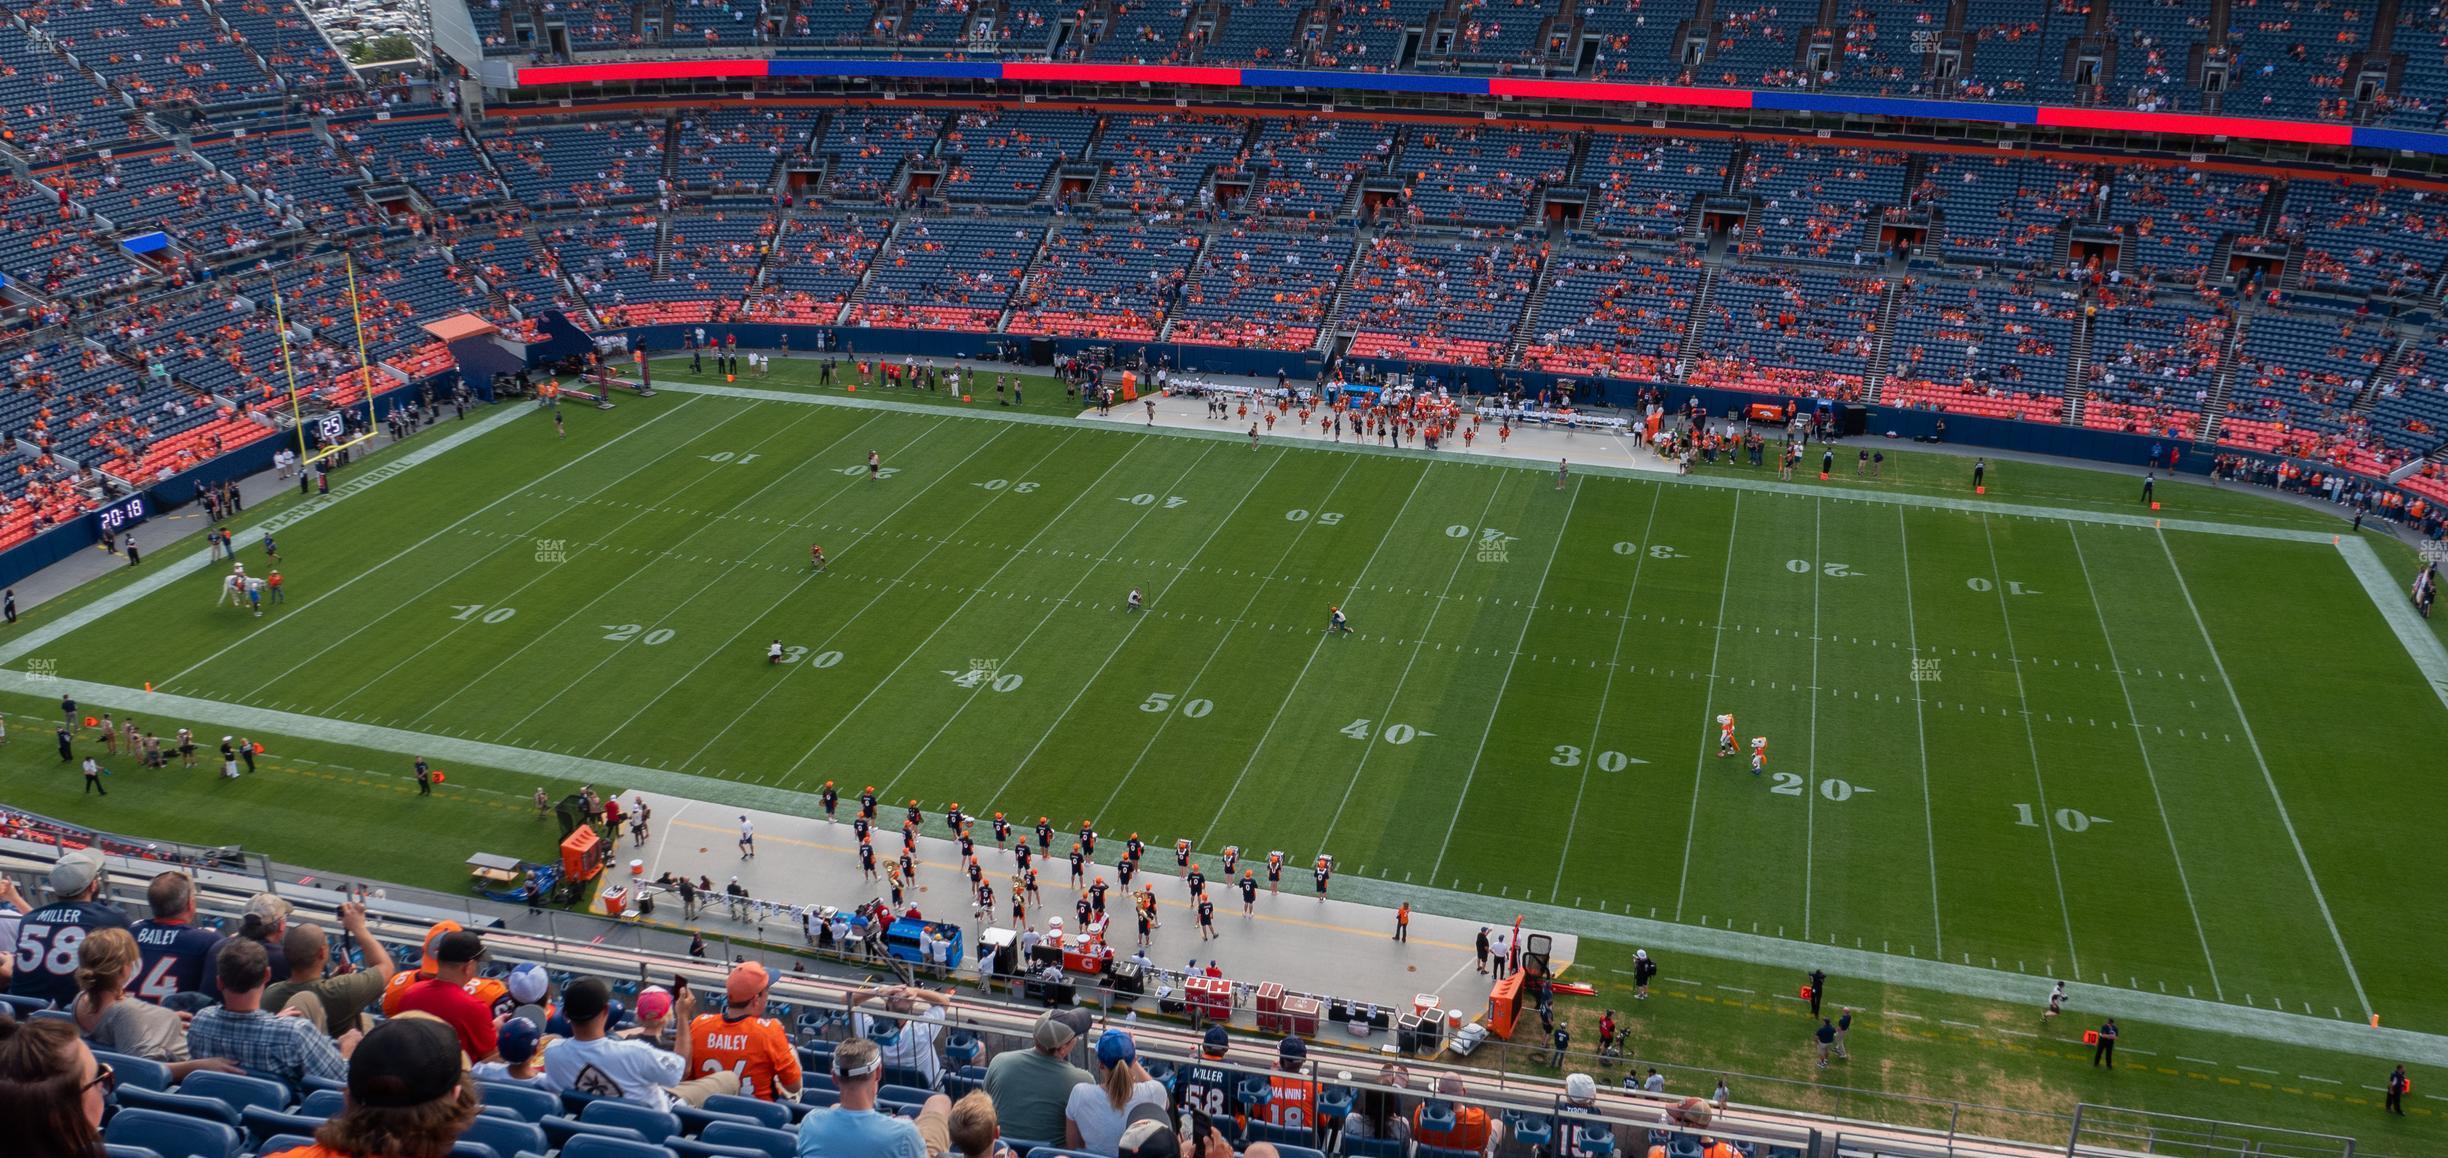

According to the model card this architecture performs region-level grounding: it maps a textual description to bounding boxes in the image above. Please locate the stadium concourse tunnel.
[0,804,2321,1158]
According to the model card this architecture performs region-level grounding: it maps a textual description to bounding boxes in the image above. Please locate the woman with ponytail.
[69,927,240,1079]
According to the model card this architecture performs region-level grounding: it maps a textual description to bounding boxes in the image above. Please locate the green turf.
[11,386,2444,1143]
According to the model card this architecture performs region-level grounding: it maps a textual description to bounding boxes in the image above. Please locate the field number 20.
[602,624,676,645]
[1788,560,1860,577]
[1770,773,1863,801]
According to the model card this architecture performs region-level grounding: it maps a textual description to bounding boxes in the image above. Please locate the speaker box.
[1840,403,1869,437]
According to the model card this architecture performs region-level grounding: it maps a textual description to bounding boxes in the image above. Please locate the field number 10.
[2013,804,2104,832]
[1965,578,2043,595]
[450,604,517,624]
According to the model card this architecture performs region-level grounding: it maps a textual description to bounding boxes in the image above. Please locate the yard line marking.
[1802,499,1823,940]
[1672,492,1743,923]
[780,433,1141,781]
[2156,530,2372,1019]
[1311,471,1512,851]
[997,451,1289,817]
[874,442,1227,803]
[2236,1065,2279,1075]
[1980,514,2082,977]
[1419,478,1578,877]
[377,405,859,723]
[1546,484,1664,898]
[2067,526,2223,1000]
[1894,508,1943,955]
[1089,456,1362,823]
[159,399,710,690]
[1200,462,1440,848]
[2330,537,2448,712]
[580,417,944,755]
[2177,1056,2218,1066]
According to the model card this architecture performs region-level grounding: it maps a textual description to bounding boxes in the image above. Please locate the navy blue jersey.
[10,901,131,1007]
[130,918,226,1002]
[1173,1060,1247,1119]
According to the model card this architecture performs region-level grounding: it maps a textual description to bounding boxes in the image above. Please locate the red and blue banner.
[511,59,2447,156]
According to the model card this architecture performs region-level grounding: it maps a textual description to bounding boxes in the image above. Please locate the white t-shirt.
[541,1033,686,1107]
[1065,1078,1169,1155]
[852,1005,945,1086]
[471,1061,554,1088]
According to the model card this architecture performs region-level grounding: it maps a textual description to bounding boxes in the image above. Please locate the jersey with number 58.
[13,901,133,1006]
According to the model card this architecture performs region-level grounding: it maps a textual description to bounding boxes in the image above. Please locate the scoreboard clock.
[93,492,151,535]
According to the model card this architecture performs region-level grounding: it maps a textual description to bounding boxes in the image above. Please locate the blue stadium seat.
[252,1136,313,1158]
[559,1089,608,1118]
[300,1075,346,1097]
[94,1051,173,1092]
[107,1146,167,1158]
[560,1137,673,1158]
[672,1103,754,1138]
[459,1114,547,1158]
[1504,1111,1552,1149]
[880,1066,932,1092]
[1417,1147,1484,1158]
[701,1095,790,1130]
[475,1081,561,1122]
[878,1083,935,1107]
[1415,1102,1456,1134]
[1000,1140,1056,1157]
[0,993,50,1018]
[1268,1146,1326,1158]
[579,1096,682,1143]
[106,1107,243,1158]
[944,1032,981,1069]
[116,1086,245,1130]
[298,1090,347,1120]
[1341,1140,1405,1158]
[941,1065,986,1102]
[668,1140,767,1158]
[184,1072,294,1119]
[539,1116,648,1151]
[1242,1122,1316,1147]
[476,1104,523,1121]
[238,1107,327,1148]
[1025,1150,1102,1158]
[447,1142,501,1158]
[699,1121,796,1158]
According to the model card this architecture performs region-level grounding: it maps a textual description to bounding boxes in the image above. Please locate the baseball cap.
[561,977,613,1023]
[1565,1073,1597,1102]
[348,1018,465,1109]
[506,963,549,1005]
[496,1017,541,1063]
[1117,1105,1181,1158]
[1095,1028,1137,1068]
[242,893,293,927]
[1277,1036,1307,1062]
[636,985,673,1021]
[434,931,485,964]
[1034,1007,1091,1051]
[726,961,770,1005]
[48,848,104,896]
[1201,1025,1230,1055]
[417,921,464,964]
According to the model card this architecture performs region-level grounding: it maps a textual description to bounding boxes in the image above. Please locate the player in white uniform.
[1716,713,1737,757]
[768,639,785,664]
[1749,736,1768,776]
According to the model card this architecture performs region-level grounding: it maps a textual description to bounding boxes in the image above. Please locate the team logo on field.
[23,658,54,682]
[534,538,567,564]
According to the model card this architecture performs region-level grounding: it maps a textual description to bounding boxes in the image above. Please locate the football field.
[22,384,2448,1040]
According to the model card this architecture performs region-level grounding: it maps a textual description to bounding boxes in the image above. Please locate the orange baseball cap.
[726,961,771,1005]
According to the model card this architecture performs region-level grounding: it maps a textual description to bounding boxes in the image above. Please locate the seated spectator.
[265,900,395,1040]
[543,977,730,1108]
[10,849,128,1008]
[684,961,799,1101]
[1067,1029,1169,1154]
[1343,1083,1410,1147]
[1411,1074,1502,1153]
[798,1037,951,1157]
[264,1018,480,1158]
[130,870,224,1004]
[983,1007,1091,1144]
[947,1090,1013,1158]
[0,877,25,992]
[388,931,497,1062]
[1116,1104,1285,1158]
[188,938,357,1089]
[847,982,951,1086]
[0,1016,110,1157]
[69,926,239,1080]
[380,921,464,1016]
[203,893,293,1000]
[471,1018,550,1088]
